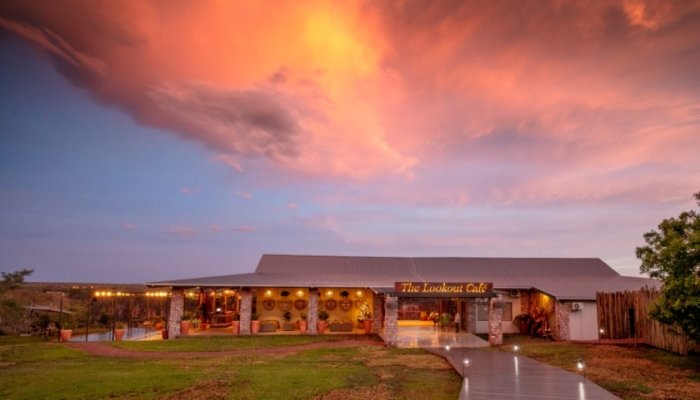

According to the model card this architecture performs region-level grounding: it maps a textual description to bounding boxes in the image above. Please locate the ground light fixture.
[577,357,586,378]
[513,344,520,352]
[462,358,470,377]
[444,344,450,352]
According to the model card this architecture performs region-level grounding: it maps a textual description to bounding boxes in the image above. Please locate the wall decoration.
[325,299,337,311]
[294,299,307,311]
[263,299,275,311]
[278,299,292,312]
[339,299,353,312]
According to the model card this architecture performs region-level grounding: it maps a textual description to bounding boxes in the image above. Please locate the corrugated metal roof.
[147,254,660,300]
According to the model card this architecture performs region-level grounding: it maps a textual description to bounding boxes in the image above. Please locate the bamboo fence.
[596,288,696,355]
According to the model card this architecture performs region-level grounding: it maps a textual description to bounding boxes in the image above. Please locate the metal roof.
[147,254,660,300]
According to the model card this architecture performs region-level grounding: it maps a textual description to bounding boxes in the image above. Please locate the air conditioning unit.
[570,302,584,312]
[509,289,520,298]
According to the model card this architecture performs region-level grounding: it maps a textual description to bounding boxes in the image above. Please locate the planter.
[161,329,169,340]
[180,320,191,335]
[232,321,240,335]
[298,320,308,333]
[59,329,72,342]
[114,329,126,341]
[317,321,327,334]
[363,320,372,334]
[251,320,260,334]
[200,322,208,331]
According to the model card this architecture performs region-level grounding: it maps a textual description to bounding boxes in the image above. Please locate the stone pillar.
[168,288,184,339]
[384,295,398,346]
[371,291,383,333]
[308,288,318,334]
[466,299,477,333]
[239,288,253,335]
[553,300,570,341]
[488,296,504,346]
[520,290,530,314]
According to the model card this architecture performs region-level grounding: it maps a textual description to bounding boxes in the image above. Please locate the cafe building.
[148,254,659,346]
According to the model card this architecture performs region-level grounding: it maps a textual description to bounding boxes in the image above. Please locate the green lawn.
[109,334,377,352]
[0,336,461,399]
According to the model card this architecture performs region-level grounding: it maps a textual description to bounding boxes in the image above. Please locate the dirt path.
[64,339,383,359]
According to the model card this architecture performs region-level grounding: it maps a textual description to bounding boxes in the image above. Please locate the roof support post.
[488,295,504,346]
[553,300,570,341]
[308,288,318,334]
[383,295,398,346]
[371,291,383,333]
[239,288,253,335]
[168,288,184,339]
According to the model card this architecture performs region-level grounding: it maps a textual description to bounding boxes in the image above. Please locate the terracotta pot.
[363,320,372,334]
[180,320,191,335]
[59,329,72,342]
[161,329,169,340]
[232,321,240,335]
[298,320,307,333]
[251,320,260,334]
[317,321,327,334]
[200,322,208,331]
[114,329,126,341]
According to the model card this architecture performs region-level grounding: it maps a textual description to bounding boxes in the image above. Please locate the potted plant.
[180,312,193,335]
[59,321,72,342]
[357,302,372,334]
[298,312,307,333]
[114,322,126,341]
[282,311,294,331]
[232,312,240,335]
[317,310,329,334]
[251,312,260,334]
[160,324,169,339]
[513,313,534,335]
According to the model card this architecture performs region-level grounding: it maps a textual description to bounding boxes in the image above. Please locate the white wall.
[567,301,598,340]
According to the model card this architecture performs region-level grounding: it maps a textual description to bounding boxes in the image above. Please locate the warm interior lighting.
[265,290,273,297]
[326,290,333,297]
[356,290,363,297]
[296,290,304,298]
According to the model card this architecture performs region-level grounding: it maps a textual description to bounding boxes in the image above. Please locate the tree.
[636,192,700,340]
[0,269,34,334]
[0,269,34,296]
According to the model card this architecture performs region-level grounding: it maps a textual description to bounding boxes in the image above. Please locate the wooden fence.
[596,288,696,355]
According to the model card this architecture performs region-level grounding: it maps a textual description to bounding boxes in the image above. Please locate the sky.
[1,0,699,283]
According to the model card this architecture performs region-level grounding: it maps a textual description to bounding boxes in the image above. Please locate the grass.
[0,336,460,399]
[109,334,378,352]
[500,334,700,400]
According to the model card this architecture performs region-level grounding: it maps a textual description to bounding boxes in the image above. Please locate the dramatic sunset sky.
[1,1,698,282]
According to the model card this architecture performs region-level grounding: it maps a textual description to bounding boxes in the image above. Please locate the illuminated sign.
[394,282,494,297]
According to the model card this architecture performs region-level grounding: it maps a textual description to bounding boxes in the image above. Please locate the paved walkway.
[395,326,618,399]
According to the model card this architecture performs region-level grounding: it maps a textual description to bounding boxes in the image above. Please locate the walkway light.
[445,345,450,351]
[462,358,470,377]
[513,344,520,352]
[577,357,586,378]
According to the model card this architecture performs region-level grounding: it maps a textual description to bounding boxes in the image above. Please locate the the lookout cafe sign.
[394,282,495,297]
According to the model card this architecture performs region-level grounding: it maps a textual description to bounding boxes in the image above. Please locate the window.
[501,302,513,321]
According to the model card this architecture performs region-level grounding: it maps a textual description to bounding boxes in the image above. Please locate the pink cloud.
[164,225,199,237]
[180,187,201,195]
[1,0,698,202]
[287,202,299,209]
[235,191,253,199]
[122,223,136,230]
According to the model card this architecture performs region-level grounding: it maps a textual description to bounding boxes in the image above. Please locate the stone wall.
[371,292,383,333]
[553,300,570,340]
[488,297,504,346]
[167,288,184,338]
[520,290,531,314]
[239,288,252,335]
[384,295,398,346]
[308,288,318,334]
